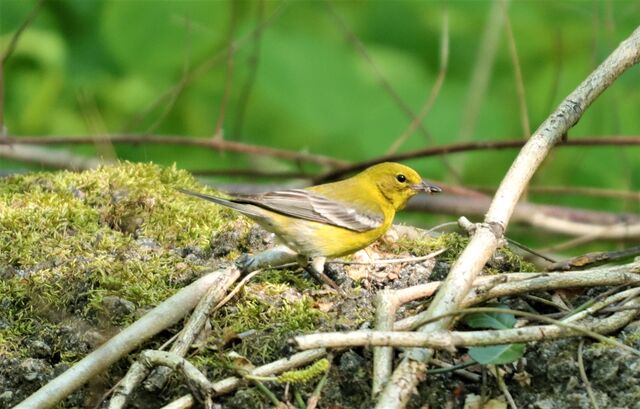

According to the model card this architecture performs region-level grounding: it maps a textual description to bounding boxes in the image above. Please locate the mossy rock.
[0,162,546,408]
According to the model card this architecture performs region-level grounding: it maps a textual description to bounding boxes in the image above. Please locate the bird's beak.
[412,180,442,194]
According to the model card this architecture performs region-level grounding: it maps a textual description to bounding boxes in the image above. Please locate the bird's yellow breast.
[255,209,394,258]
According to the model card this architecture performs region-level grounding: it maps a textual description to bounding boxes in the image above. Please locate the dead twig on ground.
[15,267,242,409]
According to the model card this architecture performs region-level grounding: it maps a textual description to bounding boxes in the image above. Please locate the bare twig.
[377,25,640,405]
[232,0,265,140]
[407,193,640,239]
[386,10,449,154]
[3,134,347,167]
[212,0,238,140]
[491,365,518,409]
[458,0,505,140]
[372,290,397,397]
[485,185,640,202]
[397,261,640,331]
[502,0,530,138]
[328,249,446,266]
[191,168,311,179]
[578,340,600,409]
[0,0,46,131]
[293,302,640,353]
[141,268,241,393]
[15,267,242,409]
[0,145,103,170]
[160,348,327,409]
[545,245,640,271]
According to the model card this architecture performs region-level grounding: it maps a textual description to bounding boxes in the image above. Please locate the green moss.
[212,280,327,365]
[0,162,242,357]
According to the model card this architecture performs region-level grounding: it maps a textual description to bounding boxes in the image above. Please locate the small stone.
[30,340,52,358]
[0,391,13,402]
[20,358,51,382]
[101,296,136,318]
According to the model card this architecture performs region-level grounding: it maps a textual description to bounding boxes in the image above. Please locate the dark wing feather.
[235,189,383,232]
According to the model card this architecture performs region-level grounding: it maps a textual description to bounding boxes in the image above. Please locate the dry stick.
[384,31,640,400]
[491,365,518,409]
[3,135,347,168]
[407,193,640,238]
[546,245,640,272]
[6,135,640,176]
[386,10,450,154]
[372,290,398,397]
[159,348,327,409]
[141,268,247,393]
[293,300,640,351]
[329,248,446,266]
[14,267,241,409]
[396,261,640,331]
[191,168,311,179]
[0,144,104,170]
[429,358,480,382]
[484,185,640,202]
[578,340,600,409]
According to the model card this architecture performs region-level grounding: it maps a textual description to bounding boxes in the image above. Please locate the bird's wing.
[235,189,383,232]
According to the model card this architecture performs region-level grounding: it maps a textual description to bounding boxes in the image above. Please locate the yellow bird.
[180,162,441,288]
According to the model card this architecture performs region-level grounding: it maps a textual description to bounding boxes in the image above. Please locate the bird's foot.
[300,256,346,294]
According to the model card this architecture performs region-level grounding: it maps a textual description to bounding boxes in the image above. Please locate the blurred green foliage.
[1,0,639,224]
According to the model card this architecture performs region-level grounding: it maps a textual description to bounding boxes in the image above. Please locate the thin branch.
[160,348,327,408]
[395,261,640,331]
[407,193,640,239]
[0,145,103,170]
[140,268,241,393]
[502,0,530,138]
[0,0,46,132]
[232,0,265,140]
[458,0,505,140]
[377,26,640,407]
[478,185,640,202]
[212,0,239,140]
[293,301,640,351]
[316,136,640,183]
[190,168,311,179]
[3,134,347,167]
[578,340,600,409]
[491,365,518,409]
[386,10,449,154]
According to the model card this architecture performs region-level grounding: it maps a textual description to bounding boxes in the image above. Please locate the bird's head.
[364,162,441,210]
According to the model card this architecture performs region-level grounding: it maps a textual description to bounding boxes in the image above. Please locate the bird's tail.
[177,188,264,218]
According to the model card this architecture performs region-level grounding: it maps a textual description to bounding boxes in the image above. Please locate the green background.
[1,0,639,246]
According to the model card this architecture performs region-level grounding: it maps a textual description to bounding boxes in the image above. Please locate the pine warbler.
[180,162,440,288]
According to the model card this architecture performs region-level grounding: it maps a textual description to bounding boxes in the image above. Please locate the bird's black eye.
[396,174,406,183]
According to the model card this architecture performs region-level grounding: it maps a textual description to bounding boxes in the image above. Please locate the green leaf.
[468,344,525,365]
[463,306,516,330]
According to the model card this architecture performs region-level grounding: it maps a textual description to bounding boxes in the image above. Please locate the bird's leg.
[299,256,341,292]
